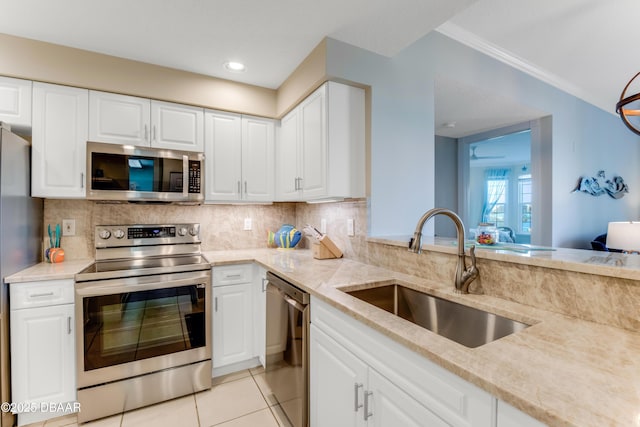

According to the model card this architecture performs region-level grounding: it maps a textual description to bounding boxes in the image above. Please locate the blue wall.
[325,32,640,248]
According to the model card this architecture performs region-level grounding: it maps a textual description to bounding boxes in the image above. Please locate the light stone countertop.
[4,258,93,283]
[371,235,640,281]
[7,249,640,426]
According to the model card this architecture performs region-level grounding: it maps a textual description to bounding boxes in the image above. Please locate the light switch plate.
[347,218,355,237]
[62,219,76,236]
[244,218,252,231]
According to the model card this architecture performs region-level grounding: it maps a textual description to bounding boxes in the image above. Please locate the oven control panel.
[95,223,201,248]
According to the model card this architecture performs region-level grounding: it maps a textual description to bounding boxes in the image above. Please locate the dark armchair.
[590,234,608,251]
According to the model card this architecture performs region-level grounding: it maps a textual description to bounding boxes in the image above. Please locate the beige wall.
[0,33,278,117]
[275,39,328,117]
[0,32,336,119]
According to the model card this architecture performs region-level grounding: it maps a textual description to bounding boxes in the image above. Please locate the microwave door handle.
[183,155,189,197]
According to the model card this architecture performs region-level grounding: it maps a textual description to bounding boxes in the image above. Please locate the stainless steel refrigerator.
[0,127,43,427]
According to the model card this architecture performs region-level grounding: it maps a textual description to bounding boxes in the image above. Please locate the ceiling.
[0,0,637,132]
[434,76,548,138]
[0,0,475,89]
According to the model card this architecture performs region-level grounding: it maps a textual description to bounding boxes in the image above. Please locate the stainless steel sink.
[346,284,529,348]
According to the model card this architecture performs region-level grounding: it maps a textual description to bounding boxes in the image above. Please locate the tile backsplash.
[44,199,298,259]
[45,199,369,260]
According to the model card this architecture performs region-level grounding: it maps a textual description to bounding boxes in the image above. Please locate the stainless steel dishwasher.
[264,271,310,427]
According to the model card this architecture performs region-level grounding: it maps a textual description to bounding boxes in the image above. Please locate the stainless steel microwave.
[86,141,204,203]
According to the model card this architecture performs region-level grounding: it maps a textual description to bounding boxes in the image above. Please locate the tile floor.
[24,367,291,427]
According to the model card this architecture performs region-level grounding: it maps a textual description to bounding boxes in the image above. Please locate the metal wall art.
[572,170,628,199]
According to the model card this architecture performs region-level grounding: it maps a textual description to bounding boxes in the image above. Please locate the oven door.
[75,270,211,389]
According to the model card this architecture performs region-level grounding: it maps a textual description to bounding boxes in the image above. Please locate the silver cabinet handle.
[67,316,72,334]
[364,390,373,421]
[29,291,54,298]
[244,181,247,195]
[214,296,218,312]
[354,383,363,412]
[224,274,242,279]
[237,181,241,195]
[294,177,298,191]
[81,172,84,189]
[152,125,156,142]
[144,124,148,141]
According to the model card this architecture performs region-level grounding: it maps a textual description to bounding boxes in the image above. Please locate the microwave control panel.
[188,161,201,194]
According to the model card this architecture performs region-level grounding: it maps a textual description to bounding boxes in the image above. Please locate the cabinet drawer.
[10,279,74,310]
[212,264,253,287]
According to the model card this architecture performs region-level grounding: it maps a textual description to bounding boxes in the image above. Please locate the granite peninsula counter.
[7,246,640,427]
[204,247,640,427]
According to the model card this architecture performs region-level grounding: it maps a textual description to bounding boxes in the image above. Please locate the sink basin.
[346,284,529,348]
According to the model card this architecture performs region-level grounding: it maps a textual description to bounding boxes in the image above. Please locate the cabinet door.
[11,304,75,409]
[32,83,88,198]
[275,109,300,201]
[89,91,151,146]
[368,369,449,427]
[204,110,242,201]
[497,400,546,427]
[0,76,31,129]
[242,116,274,201]
[212,283,254,368]
[299,85,327,200]
[310,325,367,427]
[151,100,204,151]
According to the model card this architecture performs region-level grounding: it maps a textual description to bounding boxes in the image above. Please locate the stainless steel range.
[75,224,211,423]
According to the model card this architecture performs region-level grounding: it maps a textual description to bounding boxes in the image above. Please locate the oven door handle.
[75,272,211,297]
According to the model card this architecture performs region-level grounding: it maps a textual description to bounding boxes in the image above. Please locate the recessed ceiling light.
[224,61,246,72]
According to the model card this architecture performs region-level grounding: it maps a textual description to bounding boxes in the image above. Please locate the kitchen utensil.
[47,224,53,248]
[55,223,61,247]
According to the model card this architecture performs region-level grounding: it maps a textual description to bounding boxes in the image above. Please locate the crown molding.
[435,22,614,115]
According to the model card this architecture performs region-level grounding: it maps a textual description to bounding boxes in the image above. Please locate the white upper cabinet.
[32,82,88,198]
[241,115,275,201]
[275,81,365,201]
[204,110,274,202]
[89,91,203,151]
[204,111,242,201]
[89,91,150,146]
[151,100,204,151]
[276,108,300,200]
[0,76,32,130]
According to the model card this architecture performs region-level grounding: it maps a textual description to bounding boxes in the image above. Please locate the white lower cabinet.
[497,400,547,427]
[211,264,266,377]
[10,280,76,426]
[212,282,254,368]
[310,296,494,427]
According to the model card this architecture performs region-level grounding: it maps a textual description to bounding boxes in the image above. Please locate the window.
[518,174,532,233]
[485,178,508,227]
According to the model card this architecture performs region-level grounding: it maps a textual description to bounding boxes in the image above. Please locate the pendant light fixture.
[616,72,640,136]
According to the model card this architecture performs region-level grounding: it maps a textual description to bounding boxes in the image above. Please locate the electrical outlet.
[320,218,327,234]
[244,218,252,231]
[347,218,355,237]
[62,219,76,236]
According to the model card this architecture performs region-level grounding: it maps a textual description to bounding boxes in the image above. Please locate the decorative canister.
[475,223,499,245]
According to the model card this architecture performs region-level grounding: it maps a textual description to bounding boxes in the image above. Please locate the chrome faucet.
[408,208,479,294]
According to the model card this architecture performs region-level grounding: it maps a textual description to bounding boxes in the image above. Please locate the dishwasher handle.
[283,295,306,312]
